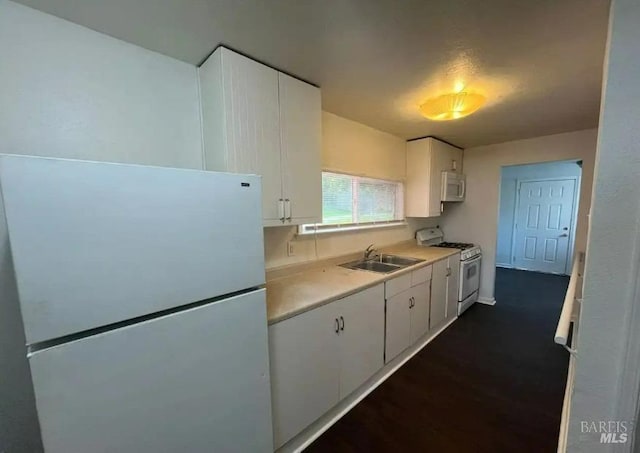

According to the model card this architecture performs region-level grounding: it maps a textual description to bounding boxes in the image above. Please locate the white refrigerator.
[0,155,273,452]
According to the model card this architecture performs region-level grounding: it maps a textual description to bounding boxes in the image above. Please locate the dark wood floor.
[305,268,570,453]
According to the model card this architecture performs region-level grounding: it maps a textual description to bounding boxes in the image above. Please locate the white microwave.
[441,171,466,202]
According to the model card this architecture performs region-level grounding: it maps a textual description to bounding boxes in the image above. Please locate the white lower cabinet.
[410,281,431,344]
[446,253,460,320]
[269,284,384,449]
[336,287,385,398]
[268,301,340,449]
[431,259,448,329]
[431,253,462,328]
[384,288,412,362]
[384,267,432,363]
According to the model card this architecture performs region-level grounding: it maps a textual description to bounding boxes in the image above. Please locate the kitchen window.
[299,172,405,234]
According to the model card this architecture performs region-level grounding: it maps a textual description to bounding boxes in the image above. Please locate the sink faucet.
[364,244,378,260]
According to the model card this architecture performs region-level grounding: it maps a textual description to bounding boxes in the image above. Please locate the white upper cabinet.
[278,73,322,224]
[198,47,322,226]
[406,137,463,218]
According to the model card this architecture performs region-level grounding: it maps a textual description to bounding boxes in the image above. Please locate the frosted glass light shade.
[419,92,486,121]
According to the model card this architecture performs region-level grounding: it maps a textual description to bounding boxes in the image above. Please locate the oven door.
[459,255,481,301]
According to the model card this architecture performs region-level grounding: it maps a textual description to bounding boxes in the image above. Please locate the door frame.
[510,176,580,275]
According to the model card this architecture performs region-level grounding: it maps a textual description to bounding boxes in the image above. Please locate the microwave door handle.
[459,179,466,198]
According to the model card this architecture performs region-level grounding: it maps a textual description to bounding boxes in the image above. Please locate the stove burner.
[434,242,475,250]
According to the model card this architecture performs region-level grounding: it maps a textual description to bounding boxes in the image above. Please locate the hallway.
[306,268,570,452]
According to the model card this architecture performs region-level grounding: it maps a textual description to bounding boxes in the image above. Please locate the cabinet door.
[406,139,439,218]
[446,254,461,320]
[433,139,462,174]
[337,284,385,398]
[385,288,412,363]
[451,147,464,174]
[410,281,431,343]
[220,49,283,224]
[279,73,322,224]
[269,302,340,449]
[430,259,448,329]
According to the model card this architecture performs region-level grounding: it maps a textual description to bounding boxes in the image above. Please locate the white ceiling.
[14,0,610,148]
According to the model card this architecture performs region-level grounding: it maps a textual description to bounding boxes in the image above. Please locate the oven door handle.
[462,255,482,266]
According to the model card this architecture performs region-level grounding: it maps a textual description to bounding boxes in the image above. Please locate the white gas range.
[416,228,481,316]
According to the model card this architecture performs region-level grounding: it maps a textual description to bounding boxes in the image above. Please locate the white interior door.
[513,179,576,274]
[29,289,273,453]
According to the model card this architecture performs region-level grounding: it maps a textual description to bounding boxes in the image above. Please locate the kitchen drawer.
[385,273,412,299]
[411,265,432,287]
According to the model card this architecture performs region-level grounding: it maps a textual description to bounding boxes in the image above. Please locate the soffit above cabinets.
[12,0,610,147]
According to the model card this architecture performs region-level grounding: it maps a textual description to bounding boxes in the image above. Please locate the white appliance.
[416,227,481,315]
[441,171,466,202]
[0,155,273,453]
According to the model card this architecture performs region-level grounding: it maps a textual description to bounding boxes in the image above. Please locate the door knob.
[559,234,568,238]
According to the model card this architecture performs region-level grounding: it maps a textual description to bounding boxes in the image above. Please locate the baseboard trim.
[477,297,496,306]
[277,316,458,452]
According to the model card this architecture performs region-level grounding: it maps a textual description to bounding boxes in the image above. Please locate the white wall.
[569,0,640,450]
[322,111,406,181]
[496,160,582,272]
[265,112,435,269]
[0,0,203,169]
[439,129,597,302]
[0,3,205,451]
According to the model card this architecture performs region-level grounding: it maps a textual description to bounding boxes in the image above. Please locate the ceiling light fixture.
[419,92,486,121]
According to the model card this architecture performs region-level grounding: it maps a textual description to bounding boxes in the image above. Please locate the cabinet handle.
[409,297,414,308]
[284,199,292,221]
[335,318,340,334]
[278,199,285,223]
[340,316,345,331]
[446,267,452,277]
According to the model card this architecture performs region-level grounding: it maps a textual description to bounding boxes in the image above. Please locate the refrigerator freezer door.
[0,155,265,344]
[29,289,273,453]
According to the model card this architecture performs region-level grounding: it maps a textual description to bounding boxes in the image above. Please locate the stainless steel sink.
[379,254,424,266]
[346,261,401,273]
[340,254,425,274]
